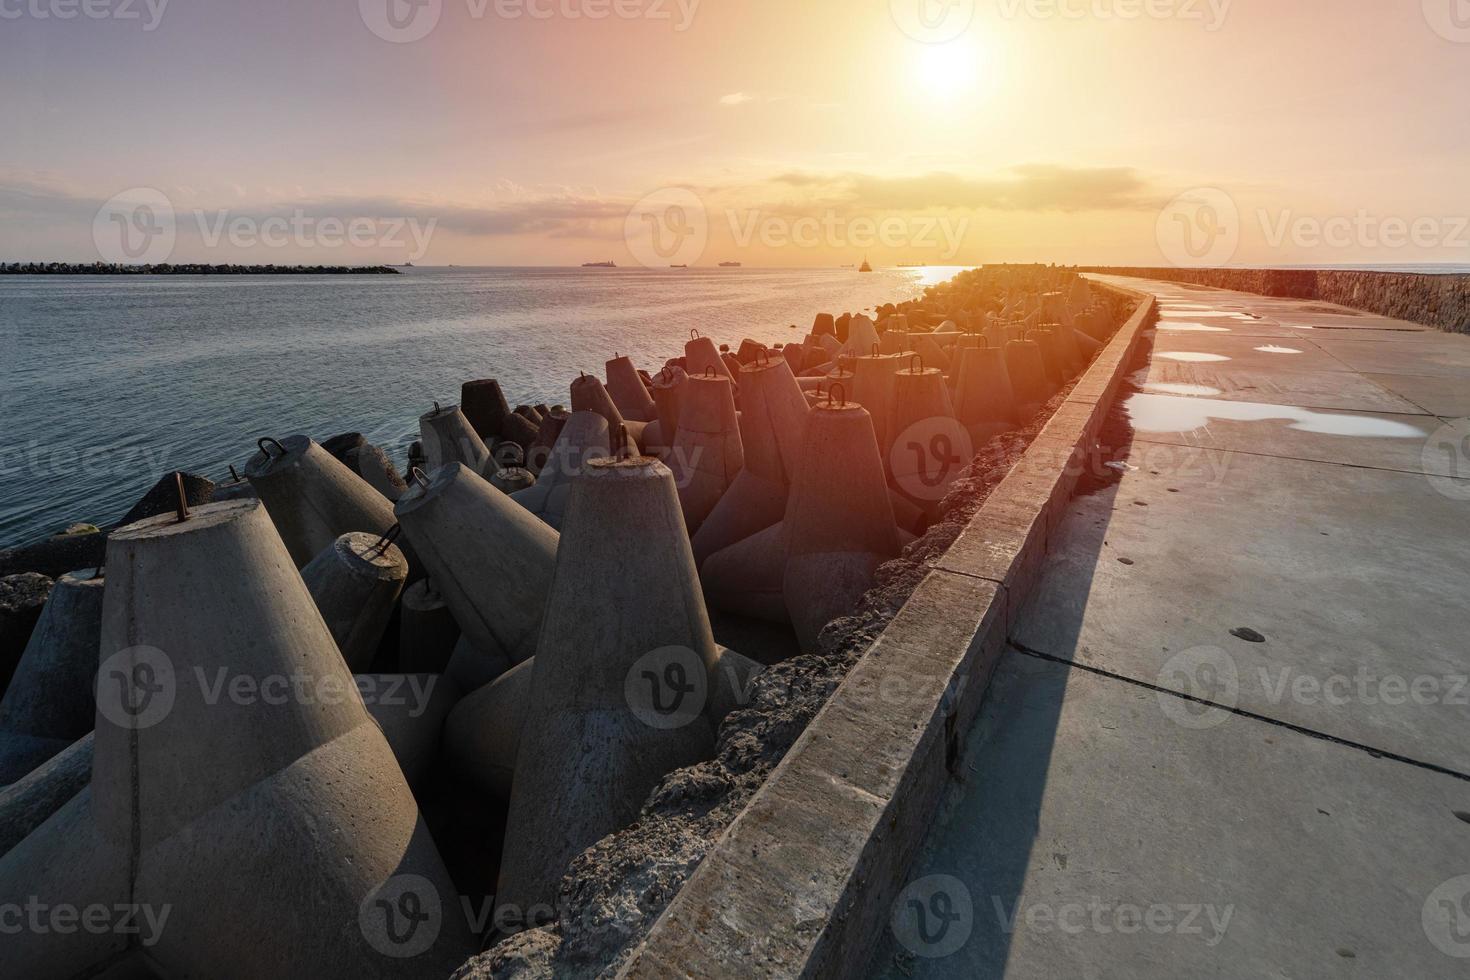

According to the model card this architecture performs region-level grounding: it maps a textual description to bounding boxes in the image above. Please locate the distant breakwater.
[1,262,401,275]
[1080,266,1470,334]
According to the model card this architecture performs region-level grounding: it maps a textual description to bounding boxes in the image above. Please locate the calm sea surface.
[0,266,961,546]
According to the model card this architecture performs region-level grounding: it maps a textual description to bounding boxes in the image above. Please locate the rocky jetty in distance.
[0,262,401,275]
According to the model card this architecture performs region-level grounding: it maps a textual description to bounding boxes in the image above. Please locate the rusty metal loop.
[228,464,240,482]
[611,422,633,459]
[372,524,402,556]
[754,346,770,368]
[173,472,191,524]
[871,343,880,357]
[410,467,432,490]
[908,353,923,374]
[704,366,716,379]
[257,437,287,458]
[690,328,701,339]
[433,401,441,414]
[827,382,847,407]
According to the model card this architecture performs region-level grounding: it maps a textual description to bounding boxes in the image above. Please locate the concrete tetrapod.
[396,462,559,668]
[684,332,734,382]
[651,366,688,446]
[420,403,493,476]
[0,499,473,978]
[605,354,657,423]
[360,673,459,790]
[889,361,967,519]
[399,577,460,675]
[511,410,616,530]
[1026,327,1067,387]
[850,351,905,457]
[0,569,103,785]
[668,373,745,536]
[570,373,646,447]
[525,408,569,475]
[838,314,881,359]
[782,400,902,648]
[1004,337,1054,415]
[0,732,92,859]
[301,531,410,673]
[444,644,761,801]
[244,435,399,568]
[690,356,808,566]
[462,379,512,441]
[954,343,1018,444]
[496,458,719,917]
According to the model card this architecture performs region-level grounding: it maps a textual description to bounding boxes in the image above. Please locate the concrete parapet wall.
[1079,266,1470,334]
[617,282,1159,979]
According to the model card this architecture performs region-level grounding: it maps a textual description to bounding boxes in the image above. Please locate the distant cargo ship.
[718,261,741,268]
[582,260,616,268]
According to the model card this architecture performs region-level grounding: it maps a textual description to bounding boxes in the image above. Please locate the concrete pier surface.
[870,277,1470,978]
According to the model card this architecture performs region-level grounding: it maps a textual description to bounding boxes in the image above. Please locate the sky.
[2,0,1468,268]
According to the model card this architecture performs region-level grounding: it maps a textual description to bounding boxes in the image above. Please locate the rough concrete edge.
[616,281,1159,979]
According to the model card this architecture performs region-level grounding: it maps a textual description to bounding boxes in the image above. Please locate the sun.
[913,40,982,103]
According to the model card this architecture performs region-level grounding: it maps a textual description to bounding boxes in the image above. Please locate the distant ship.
[718,261,741,268]
[670,264,688,269]
[582,260,616,268]
[858,257,873,272]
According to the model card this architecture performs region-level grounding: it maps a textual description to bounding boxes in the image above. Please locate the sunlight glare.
[914,40,982,104]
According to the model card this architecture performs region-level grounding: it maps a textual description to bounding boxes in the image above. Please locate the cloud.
[763,165,1158,214]
[719,92,756,106]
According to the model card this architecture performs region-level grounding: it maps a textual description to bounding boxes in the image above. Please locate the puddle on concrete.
[1255,345,1304,354]
[1142,381,1226,397]
[1157,321,1231,333]
[1170,311,1255,319]
[1125,393,1424,438]
[1156,351,1232,363]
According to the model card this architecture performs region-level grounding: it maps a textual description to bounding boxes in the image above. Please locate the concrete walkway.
[870,277,1470,978]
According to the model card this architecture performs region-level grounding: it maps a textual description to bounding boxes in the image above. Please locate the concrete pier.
[868,277,1470,979]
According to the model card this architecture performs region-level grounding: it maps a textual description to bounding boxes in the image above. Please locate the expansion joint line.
[1008,640,1470,784]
